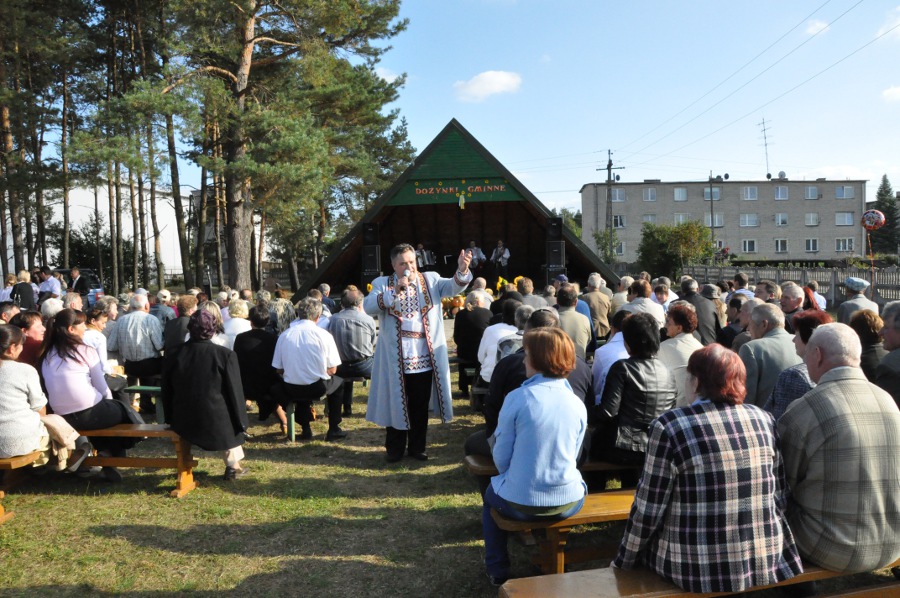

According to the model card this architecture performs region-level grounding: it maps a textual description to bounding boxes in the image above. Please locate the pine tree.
[870,175,899,254]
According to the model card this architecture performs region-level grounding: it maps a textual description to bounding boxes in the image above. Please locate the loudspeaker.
[546,241,565,267]
[546,266,566,288]
[548,217,563,241]
[363,223,379,245]
[362,245,381,272]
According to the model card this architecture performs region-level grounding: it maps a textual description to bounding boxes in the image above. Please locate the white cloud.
[884,86,900,102]
[877,6,900,39]
[453,70,522,103]
[376,67,399,83]
[806,19,829,35]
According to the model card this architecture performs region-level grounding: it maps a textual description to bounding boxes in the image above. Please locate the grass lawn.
[1,349,896,596]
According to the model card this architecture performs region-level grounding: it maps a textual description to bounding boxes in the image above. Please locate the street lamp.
[708,171,729,253]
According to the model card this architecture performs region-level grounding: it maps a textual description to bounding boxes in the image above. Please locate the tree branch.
[162,66,239,94]
[252,36,303,48]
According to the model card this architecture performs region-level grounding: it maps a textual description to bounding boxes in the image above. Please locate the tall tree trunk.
[24,190,33,269]
[286,248,299,291]
[107,161,119,295]
[1,98,23,273]
[61,71,71,269]
[193,119,210,286]
[250,214,258,291]
[0,182,7,279]
[115,162,125,292]
[137,170,150,287]
[129,169,140,289]
[257,210,266,289]
[214,171,225,291]
[165,113,192,289]
[35,187,46,265]
[94,182,103,281]
[147,123,163,288]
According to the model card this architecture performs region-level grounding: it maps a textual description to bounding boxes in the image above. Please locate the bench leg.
[286,403,296,442]
[170,438,197,498]
[540,528,571,575]
[0,491,12,524]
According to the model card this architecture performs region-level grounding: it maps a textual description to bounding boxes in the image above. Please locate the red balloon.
[862,209,886,231]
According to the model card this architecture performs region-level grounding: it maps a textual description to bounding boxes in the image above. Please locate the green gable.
[388,130,524,206]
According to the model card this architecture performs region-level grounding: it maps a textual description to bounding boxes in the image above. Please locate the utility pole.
[598,150,623,261]
[708,171,729,258]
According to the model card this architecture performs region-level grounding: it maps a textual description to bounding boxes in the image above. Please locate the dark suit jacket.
[233,328,280,400]
[164,316,191,352]
[71,276,90,296]
[682,290,720,346]
[161,340,248,451]
[453,306,492,363]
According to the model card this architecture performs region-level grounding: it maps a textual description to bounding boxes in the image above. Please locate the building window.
[835,237,854,252]
[740,213,759,227]
[703,213,724,227]
[643,188,657,202]
[614,241,625,256]
[642,214,657,223]
[742,239,757,253]
[775,186,789,200]
[805,238,819,252]
[835,212,854,226]
[775,213,788,227]
[613,215,626,228]
[836,185,855,199]
[704,187,721,201]
[715,239,725,250]
[805,185,819,200]
[674,213,690,224]
[805,213,819,226]
[673,187,688,202]
[742,186,758,200]
[775,239,788,253]
[611,188,626,202]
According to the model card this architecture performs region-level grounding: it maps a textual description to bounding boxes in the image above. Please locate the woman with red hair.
[614,343,803,593]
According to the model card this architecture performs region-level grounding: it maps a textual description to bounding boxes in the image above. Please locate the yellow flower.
[366,283,372,293]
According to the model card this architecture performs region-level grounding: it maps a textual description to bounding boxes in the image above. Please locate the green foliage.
[552,207,582,238]
[593,228,619,265]
[636,220,714,278]
[870,175,899,254]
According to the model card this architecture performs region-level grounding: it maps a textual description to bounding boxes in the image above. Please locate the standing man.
[467,240,487,271]
[778,323,900,573]
[37,266,61,305]
[680,278,719,345]
[489,240,510,282]
[837,277,879,324]
[318,283,336,313]
[779,283,804,335]
[582,273,611,339]
[365,244,472,462]
[69,267,90,299]
[326,288,376,419]
[108,294,165,414]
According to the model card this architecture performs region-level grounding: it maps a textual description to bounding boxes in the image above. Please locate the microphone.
[398,269,411,292]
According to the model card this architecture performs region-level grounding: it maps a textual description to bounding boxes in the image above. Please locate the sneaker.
[101,467,123,483]
[223,466,250,481]
[325,428,347,441]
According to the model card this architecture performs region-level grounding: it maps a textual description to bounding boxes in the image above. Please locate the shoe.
[325,428,347,441]
[342,407,352,416]
[385,452,403,463]
[77,466,102,478]
[101,467,123,483]
[487,573,508,587]
[139,402,156,415]
[298,428,313,441]
[223,466,250,481]
[66,442,93,473]
[409,452,428,461]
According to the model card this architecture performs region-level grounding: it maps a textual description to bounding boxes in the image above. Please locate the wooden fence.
[680,265,900,307]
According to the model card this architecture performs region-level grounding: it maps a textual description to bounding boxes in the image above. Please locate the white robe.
[364,270,470,429]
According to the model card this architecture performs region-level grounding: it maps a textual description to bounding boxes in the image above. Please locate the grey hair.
[882,301,900,329]
[782,284,804,300]
[41,298,63,319]
[751,303,785,329]
[514,304,535,330]
[741,297,764,314]
[295,297,323,321]
[318,283,330,295]
[680,278,699,293]
[94,296,118,316]
[130,294,149,311]
[587,273,603,290]
[256,290,271,303]
[619,275,634,290]
[808,323,861,367]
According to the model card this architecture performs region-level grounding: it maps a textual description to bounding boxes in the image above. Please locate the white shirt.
[223,317,252,350]
[592,332,629,405]
[272,319,341,385]
[40,277,61,297]
[83,328,112,374]
[620,297,666,328]
[477,323,517,383]
[0,287,11,302]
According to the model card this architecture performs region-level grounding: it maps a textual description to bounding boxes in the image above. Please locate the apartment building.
[580,177,867,264]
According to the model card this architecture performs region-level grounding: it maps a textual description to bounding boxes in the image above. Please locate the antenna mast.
[758,118,771,176]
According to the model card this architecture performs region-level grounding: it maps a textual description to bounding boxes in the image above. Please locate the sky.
[374,0,900,211]
[35,0,900,274]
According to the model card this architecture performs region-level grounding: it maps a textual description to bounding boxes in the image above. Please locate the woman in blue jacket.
[482,327,587,586]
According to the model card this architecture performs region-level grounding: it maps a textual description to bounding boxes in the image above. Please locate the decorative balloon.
[862,209,886,231]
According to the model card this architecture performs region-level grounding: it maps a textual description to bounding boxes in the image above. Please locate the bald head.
[805,323,862,383]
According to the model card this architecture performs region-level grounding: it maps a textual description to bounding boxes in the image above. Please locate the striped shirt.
[107,310,164,362]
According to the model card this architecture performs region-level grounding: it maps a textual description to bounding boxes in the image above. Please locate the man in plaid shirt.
[108,294,164,414]
[779,323,900,573]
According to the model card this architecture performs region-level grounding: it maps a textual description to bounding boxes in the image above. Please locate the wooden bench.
[499,557,900,597]
[492,490,635,575]
[464,454,641,478]
[0,451,44,524]
[79,424,197,498]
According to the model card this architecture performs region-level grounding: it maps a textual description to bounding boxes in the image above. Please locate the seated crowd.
[3,265,900,593]
[461,270,900,589]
